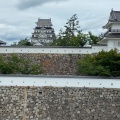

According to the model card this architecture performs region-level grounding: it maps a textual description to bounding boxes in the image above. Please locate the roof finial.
[111,8,113,11]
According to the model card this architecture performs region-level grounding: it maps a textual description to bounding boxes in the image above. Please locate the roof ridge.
[112,11,117,20]
[38,18,51,20]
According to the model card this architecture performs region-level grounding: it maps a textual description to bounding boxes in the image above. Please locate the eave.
[99,37,120,44]
[103,21,120,29]
[104,37,120,40]
[103,22,112,29]
[99,38,108,44]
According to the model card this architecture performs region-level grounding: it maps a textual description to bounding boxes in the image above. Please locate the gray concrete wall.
[0,86,120,120]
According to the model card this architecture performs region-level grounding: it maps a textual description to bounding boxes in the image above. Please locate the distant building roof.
[0,40,6,45]
[36,18,52,26]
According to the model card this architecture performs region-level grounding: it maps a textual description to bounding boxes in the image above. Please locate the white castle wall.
[107,39,120,49]
[111,23,120,29]
[0,76,120,88]
[0,46,109,54]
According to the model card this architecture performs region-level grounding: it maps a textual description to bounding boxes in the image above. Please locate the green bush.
[0,54,43,75]
[77,49,120,77]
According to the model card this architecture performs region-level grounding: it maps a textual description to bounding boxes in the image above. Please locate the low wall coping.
[0,75,120,88]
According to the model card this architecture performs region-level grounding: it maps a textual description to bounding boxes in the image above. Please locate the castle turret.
[99,9,120,49]
[31,18,55,46]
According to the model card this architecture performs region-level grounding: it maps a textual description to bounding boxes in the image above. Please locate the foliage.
[51,14,88,47]
[11,37,33,46]
[0,54,43,74]
[51,14,100,47]
[63,14,80,40]
[74,31,88,47]
[77,49,120,77]
[88,31,100,45]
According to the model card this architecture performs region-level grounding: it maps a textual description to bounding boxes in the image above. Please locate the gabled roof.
[36,18,52,26]
[109,10,120,22]
[103,9,120,29]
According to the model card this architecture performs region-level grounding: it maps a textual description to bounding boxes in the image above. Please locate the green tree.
[52,14,81,46]
[88,31,100,45]
[77,49,120,77]
[75,31,88,47]
[0,54,43,75]
[63,14,80,40]
[51,14,88,47]
[11,37,33,46]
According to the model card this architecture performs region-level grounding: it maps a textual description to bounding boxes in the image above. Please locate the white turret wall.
[111,23,120,29]
[107,39,120,51]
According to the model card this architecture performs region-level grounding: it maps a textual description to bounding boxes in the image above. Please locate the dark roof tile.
[104,33,120,38]
[109,10,120,22]
[37,19,52,26]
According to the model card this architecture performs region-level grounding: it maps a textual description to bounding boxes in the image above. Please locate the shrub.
[77,49,120,77]
[0,54,43,75]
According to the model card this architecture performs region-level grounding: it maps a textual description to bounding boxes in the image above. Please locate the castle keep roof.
[36,19,52,26]
[31,18,54,46]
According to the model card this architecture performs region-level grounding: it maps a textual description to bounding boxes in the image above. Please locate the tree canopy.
[11,37,32,46]
[0,54,43,74]
[51,14,89,47]
[77,49,120,77]
[51,14,99,47]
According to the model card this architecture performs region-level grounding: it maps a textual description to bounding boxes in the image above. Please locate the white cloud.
[0,0,120,45]
[17,0,69,10]
[0,24,14,29]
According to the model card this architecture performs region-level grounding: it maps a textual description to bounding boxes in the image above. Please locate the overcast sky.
[0,0,120,45]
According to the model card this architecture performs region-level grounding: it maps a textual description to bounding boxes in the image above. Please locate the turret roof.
[36,18,52,26]
[109,10,120,22]
[104,33,120,38]
[103,9,120,29]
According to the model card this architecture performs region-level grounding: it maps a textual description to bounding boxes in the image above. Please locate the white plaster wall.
[107,40,114,48]
[0,76,120,88]
[111,23,120,29]
[92,46,108,52]
[0,46,109,54]
[107,39,120,51]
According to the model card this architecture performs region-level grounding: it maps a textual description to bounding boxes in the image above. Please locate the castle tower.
[99,9,120,50]
[31,18,55,46]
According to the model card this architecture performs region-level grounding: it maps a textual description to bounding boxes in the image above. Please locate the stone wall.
[0,53,85,75]
[0,86,120,120]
